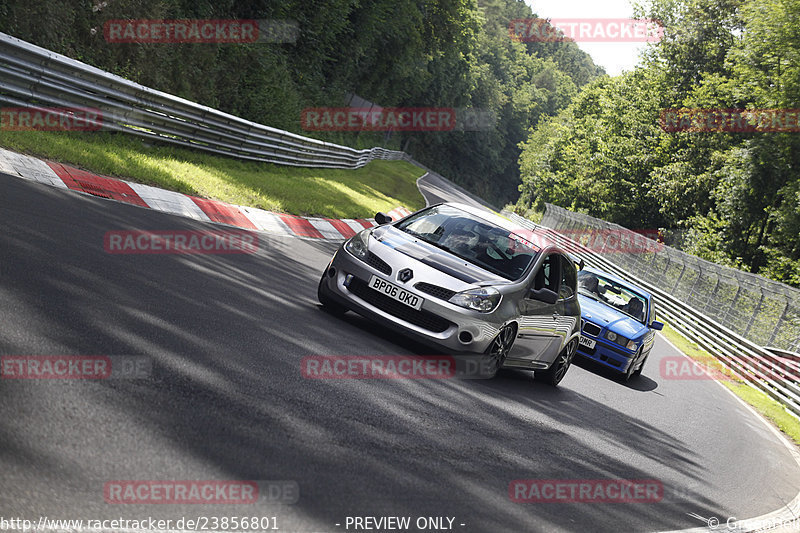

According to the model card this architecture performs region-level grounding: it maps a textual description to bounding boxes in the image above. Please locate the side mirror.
[651,321,664,331]
[375,212,393,225]
[529,287,558,305]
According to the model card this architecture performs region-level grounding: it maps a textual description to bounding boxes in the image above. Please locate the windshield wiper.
[578,289,600,301]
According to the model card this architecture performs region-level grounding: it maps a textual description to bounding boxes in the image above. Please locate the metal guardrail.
[0,32,408,169]
[503,210,800,419]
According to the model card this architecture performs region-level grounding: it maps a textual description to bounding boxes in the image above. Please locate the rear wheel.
[485,325,517,376]
[317,274,347,315]
[538,338,577,387]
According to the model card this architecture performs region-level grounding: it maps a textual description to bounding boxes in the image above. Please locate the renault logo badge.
[398,268,413,283]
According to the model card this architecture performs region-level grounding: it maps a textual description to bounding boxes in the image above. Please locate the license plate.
[579,335,596,349]
[368,275,423,311]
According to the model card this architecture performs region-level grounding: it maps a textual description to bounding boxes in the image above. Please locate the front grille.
[348,277,453,333]
[414,282,456,301]
[365,252,391,275]
[583,322,602,337]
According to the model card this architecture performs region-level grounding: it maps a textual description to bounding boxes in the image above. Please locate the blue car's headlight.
[605,331,637,351]
[345,230,370,260]
[449,287,501,313]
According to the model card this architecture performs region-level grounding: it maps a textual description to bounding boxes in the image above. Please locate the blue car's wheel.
[622,349,643,382]
[632,353,648,378]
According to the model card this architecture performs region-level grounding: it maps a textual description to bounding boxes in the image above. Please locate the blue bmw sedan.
[576,267,663,381]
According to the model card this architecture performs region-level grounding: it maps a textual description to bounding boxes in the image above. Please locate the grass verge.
[660,323,800,447]
[0,130,426,219]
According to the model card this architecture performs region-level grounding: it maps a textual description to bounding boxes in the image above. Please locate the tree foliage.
[517,0,800,286]
[0,0,603,206]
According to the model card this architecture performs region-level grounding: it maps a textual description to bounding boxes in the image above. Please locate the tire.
[538,338,577,387]
[621,349,642,382]
[632,353,648,378]
[485,325,517,376]
[317,274,347,315]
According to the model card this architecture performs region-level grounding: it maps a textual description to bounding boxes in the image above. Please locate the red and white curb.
[0,148,413,240]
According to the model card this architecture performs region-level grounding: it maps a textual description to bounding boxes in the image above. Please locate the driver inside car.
[579,273,604,300]
[440,226,479,258]
[623,297,645,321]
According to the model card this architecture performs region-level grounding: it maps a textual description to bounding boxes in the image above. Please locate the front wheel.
[621,349,643,382]
[537,338,577,387]
[485,325,517,376]
[317,274,347,315]
[632,353,648,378]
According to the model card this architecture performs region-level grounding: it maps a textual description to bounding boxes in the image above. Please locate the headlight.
[449,287,501,313]
[605,330,634,350]
[345,230,370,260]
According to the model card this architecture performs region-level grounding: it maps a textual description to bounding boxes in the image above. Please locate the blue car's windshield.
[396,205,539,281]
[578,270,647,322]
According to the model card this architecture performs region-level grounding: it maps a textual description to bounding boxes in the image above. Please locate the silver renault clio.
[317,203,581,385]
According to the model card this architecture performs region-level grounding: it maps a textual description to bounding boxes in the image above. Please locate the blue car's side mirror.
[651,321,664,330]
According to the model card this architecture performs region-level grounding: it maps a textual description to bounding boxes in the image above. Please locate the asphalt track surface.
[1,171,799,532]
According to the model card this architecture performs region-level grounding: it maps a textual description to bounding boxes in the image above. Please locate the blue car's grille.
[348,277,453,333]
[583,322,602,337]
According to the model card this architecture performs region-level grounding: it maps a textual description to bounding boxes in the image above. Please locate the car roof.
[582,265,652,300]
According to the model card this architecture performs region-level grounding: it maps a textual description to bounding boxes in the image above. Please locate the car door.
[554,254,581,354]
[640,298,657,356]
[507,253,562,368]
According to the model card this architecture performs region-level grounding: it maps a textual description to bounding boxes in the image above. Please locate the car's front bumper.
[577,335,636,373]
[320,247,508,354]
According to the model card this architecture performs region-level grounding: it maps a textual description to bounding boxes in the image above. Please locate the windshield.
[578,270,648,323]
[396,205,539,281]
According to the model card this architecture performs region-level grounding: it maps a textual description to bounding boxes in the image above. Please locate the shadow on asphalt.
[0,175,734,532]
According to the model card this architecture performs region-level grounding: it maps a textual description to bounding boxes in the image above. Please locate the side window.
[649,301,656,325]
[559,255,576,300]
[533,254,560,292]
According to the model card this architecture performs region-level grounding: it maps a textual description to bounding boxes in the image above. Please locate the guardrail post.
[767,301,791,346]
[743,290,766,338]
